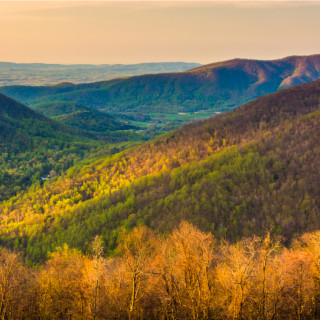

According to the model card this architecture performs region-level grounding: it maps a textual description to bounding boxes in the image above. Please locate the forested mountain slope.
[1,54,320,114]
[0,93,74,142]
[31,101,137,133]
[1,80,320,262]
[31,100,104,117]
[0,94,116,201]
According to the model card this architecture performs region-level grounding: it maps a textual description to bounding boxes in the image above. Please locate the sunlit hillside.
[1,79,320,263]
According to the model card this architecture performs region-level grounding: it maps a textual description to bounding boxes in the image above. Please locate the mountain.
[0,62,201,86]
[1,54,320,117]
[0,93,116,201]
[31,101,138,133]
[1,79,320,262]
[31,101,94,117]
[0,93,79,150]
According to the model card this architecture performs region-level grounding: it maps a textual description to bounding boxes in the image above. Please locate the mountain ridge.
[2,54,320,116]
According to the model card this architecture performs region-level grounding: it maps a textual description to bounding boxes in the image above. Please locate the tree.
[215,237,258,320]
[158,221,216,320]
[117,226,159,320]
[0,249,36,320]
[37,244,90,319]
[88,236,105,320]
[280,249,315,320]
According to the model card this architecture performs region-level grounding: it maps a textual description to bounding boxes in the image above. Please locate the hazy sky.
[1,1,320,65]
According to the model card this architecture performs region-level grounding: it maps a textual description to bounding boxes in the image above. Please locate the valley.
[2,1,320,318]
[2,54,320,138]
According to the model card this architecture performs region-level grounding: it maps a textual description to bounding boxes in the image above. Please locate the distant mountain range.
[2,78,320,262]
[0,62,201,86]
[1,54,320,116]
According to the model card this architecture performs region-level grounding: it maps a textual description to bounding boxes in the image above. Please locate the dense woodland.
[1,80,320,262]
[0,93,137,201]
[2,222,320,319]
[31,101,138,134]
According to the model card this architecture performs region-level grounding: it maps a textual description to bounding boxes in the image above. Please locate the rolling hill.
[1,79,320,262]
[1,54,320,117]
[31,101,138,133]
[0,93,82,151]
[31,101,96,117]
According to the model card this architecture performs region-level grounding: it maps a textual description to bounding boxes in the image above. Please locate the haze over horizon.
[1,1,320,65]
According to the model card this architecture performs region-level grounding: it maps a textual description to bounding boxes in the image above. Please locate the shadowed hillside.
[31,101,138,133]
[0,94,130,201]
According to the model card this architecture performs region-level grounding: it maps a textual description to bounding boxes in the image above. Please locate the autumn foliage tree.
[157,222,216,319]
[117,226,160,320]
[1,224,320,319]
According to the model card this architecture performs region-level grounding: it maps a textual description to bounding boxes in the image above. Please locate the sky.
[1,1,320,65]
